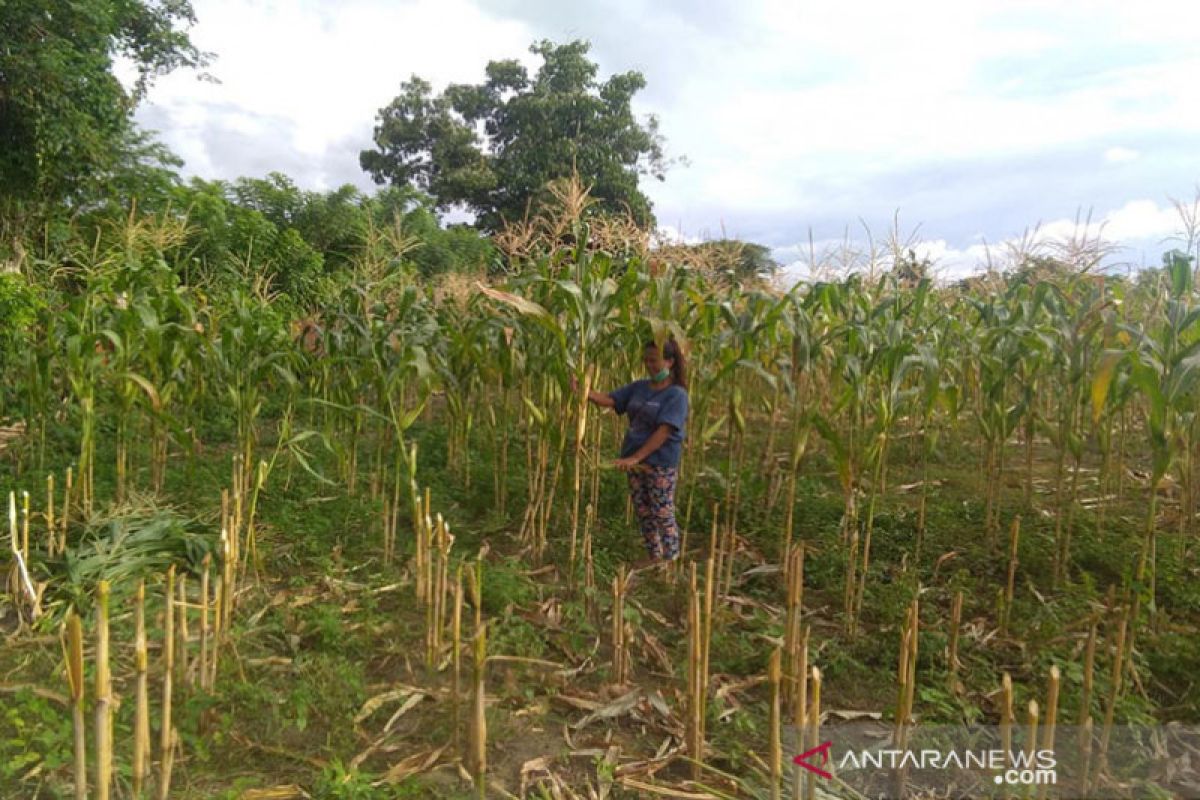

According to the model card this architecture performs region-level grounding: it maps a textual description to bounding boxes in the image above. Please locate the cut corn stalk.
[1098,606,1128,775]
[1080,616,1097,725]
[806,666,821,800]
[45,474,55,558]
[611,565,630,687]
[200,554,211,692]
[1002,516,1021,635]
[768,647,782,800]
[64,609,86,800]
[160,566,176,800]
[947,589,963,691]
[471,623,487,797]
[134,580,151,796]
[95,580,112,800]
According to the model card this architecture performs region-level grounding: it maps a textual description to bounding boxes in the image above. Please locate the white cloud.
[126,0,1200,252]
[1027,199,1179,245]
[1104,146,1140,163]
[644,0,1200,226]
[654,225,703,246]
[772,196,1191,286]
[912,240,997,280]
[774,237,994,285]
[136,0,535,184]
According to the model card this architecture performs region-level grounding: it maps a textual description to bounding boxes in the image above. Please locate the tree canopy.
[0,0,207,209]
[674,239,780,283]
[360,40,667,232]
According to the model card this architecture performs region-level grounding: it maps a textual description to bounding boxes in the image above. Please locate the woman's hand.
[578,375,616,408]
[614,456,642,471]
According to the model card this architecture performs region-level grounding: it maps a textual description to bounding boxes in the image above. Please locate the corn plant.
[1124,252,1200,633]
[967,285,1040,550]
[1043,279,1107,583]
[207,288,297,503]
[850,279,930,628]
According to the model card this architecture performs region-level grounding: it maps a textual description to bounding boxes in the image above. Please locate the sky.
[125,0,1200,282]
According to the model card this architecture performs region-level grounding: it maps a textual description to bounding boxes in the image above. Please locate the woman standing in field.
[574,338,689,568]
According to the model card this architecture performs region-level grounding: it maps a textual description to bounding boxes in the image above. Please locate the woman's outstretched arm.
[617,424,673,469]
[587,389,616,408]
[571,374,617,408]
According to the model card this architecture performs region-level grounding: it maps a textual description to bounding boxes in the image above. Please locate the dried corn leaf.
[383,692,427,731]
[488,655,566,670]
[246,656,293,668]
[566,748,609,759]
[520,755,555,794]
[354,687,426,725]
[375,745,445,784]
[628,599,669,627]
[614,740,682,779]
[741,565,783,582]
[554,694,602,713]
[538,597,563,626]
[825,709,882,721]
[238,786,310,800]
[896,480,943,493]
[617,778,720,798]
[477,283,554,320]
[639,631,673,675]
[0,683,68,706]
[645,690,673,721]
[723,595,778,615]
[933,551,959,573]
[488,777,524,799]
[572,688,643,730]
[713,675,765,702]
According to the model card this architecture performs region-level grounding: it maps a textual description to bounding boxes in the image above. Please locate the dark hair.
[645,337,688,390]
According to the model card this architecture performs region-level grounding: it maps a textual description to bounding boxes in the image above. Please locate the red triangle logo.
[793,741,833,779]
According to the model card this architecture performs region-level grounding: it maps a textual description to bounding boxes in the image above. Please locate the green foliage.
[311,761,390,799]
[706,623,764,676]
[300,602,356,651]
[360,39,668,231]
[917,684,983,724]
[163,176,493,301]
[0,0,206,207]
[46,508,214,610]
[4,182,1200,800]
[487,613,548,659]
[232,173,369,274]
[0,271,43,401]
[173,178,325,305]
[480,557,538,616]
[406,213,495,277]
[0,688,72,787]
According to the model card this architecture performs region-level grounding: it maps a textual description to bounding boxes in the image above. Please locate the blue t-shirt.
[608,380,689,468]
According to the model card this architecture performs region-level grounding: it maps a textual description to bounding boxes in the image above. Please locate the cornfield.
[2,187,1200,798]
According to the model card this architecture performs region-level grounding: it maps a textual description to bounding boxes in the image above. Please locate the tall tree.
[360,40,668,232]
[0,0,207,214]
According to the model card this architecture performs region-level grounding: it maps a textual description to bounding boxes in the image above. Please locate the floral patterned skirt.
[626,465,681,560]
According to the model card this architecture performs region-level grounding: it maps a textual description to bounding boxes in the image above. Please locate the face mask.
[651,367,670,382]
